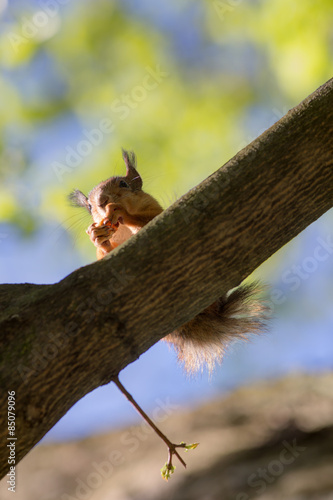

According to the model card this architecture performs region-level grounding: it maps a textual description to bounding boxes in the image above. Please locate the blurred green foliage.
[0,0,332,243]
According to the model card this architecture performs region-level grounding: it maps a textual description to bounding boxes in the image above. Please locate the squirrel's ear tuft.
[122,148,143,191]
[68,189,91,212]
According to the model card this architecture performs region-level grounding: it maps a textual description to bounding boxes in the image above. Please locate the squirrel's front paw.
[86,222,114,248]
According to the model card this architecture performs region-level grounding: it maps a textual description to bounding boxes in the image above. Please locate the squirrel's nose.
[105,203,118,217]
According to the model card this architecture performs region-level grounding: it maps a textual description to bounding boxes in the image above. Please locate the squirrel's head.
[68,149,142,221]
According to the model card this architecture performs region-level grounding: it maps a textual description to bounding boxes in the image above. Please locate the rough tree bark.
[0,78,332,479]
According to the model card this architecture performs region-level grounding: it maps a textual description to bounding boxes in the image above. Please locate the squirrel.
[69,149,268,375]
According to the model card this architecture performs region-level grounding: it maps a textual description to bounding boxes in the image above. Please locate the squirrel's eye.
[119,180,129,188]
[88,203,92,212]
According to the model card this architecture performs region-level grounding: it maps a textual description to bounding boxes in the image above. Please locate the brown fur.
[165,283,268,374]
[69,150,269,374]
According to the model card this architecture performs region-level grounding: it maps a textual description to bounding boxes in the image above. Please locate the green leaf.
[160,463,176,481]
[184,442,199,452]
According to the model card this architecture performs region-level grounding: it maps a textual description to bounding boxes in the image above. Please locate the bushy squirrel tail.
[164,282,269,375]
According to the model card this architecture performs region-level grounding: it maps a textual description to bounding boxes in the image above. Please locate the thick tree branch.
[0,78,332,478]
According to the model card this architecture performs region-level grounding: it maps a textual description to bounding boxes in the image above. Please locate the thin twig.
[113,376,187,468]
